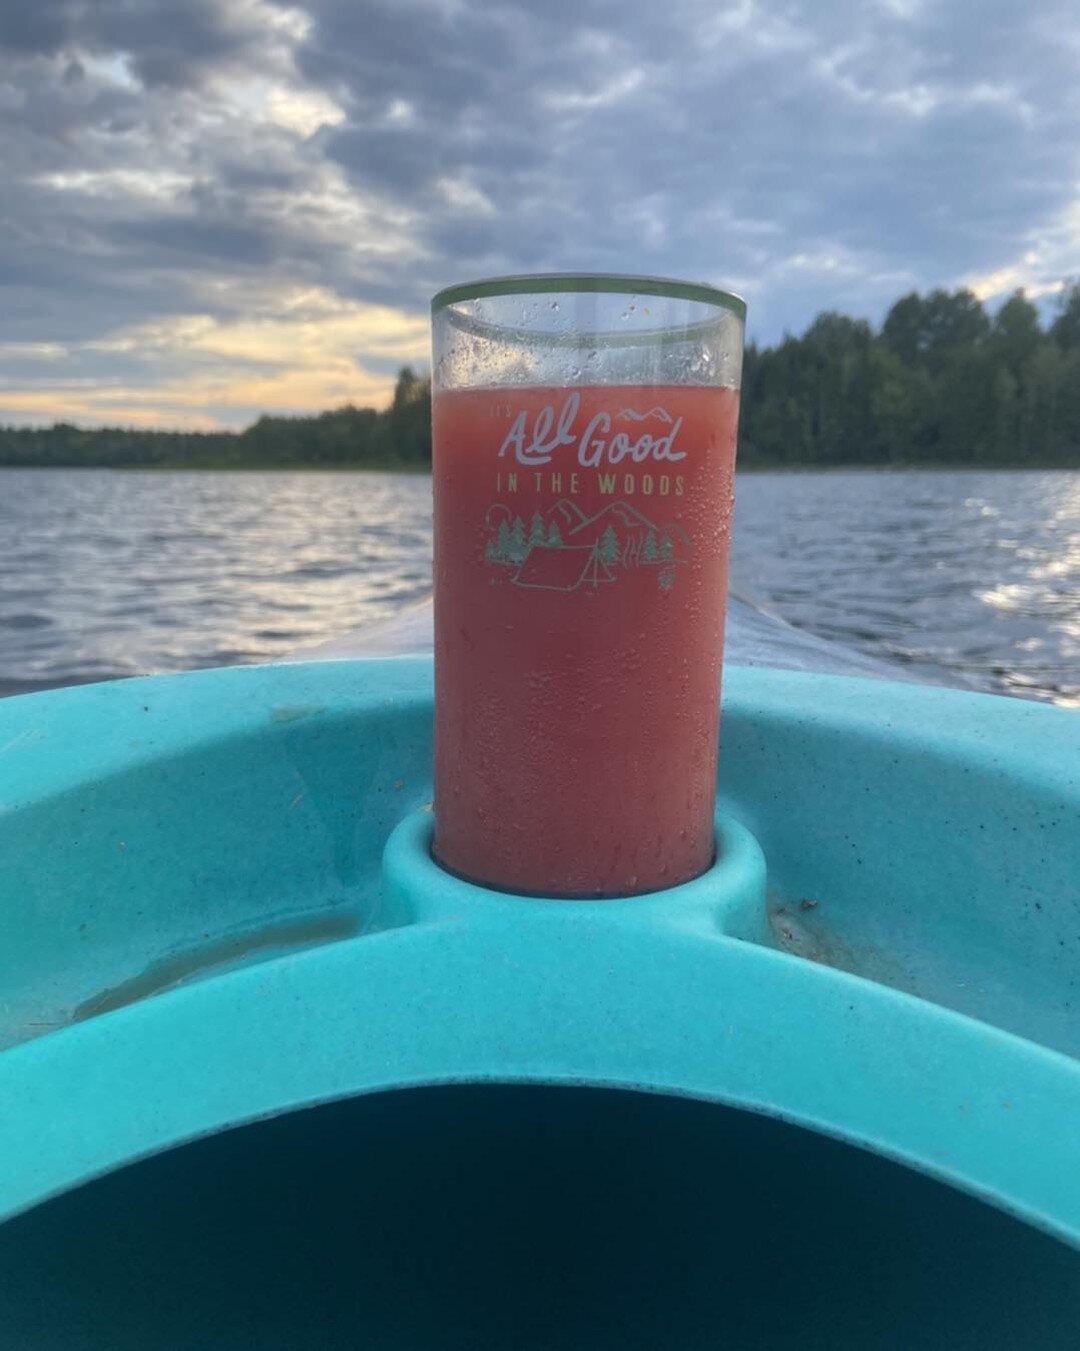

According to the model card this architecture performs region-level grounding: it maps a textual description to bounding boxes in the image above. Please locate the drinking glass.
[431,274,745,897]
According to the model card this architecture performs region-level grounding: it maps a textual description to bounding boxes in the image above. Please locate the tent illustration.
[512,543,615,592]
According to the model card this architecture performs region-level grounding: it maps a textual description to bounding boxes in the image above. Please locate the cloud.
[0,288,429,427]
[1,0,1079,426]
[0,0,267,85]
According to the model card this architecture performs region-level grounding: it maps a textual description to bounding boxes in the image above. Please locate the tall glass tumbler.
[431,274,746,897]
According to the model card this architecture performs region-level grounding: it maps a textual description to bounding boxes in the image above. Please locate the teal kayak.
[0,614,1078,1347]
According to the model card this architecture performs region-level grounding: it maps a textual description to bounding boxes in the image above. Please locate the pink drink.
[433,383,739,896]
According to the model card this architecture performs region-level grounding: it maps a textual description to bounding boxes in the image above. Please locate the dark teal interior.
[3,1085,1078,1350]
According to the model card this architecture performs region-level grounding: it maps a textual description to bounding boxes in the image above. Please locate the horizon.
[3,280,1074,435]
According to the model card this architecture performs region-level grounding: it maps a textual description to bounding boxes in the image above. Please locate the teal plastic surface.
[1,658,1079,1347]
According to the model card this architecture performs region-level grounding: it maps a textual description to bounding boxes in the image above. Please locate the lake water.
[0,468,1077,706]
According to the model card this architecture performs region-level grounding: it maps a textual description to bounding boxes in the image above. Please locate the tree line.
[2,285,1079,469]
[0,367,432,470]
[740,283,1080,466]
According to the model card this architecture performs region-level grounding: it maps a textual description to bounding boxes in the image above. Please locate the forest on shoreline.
[2,284,1079,469]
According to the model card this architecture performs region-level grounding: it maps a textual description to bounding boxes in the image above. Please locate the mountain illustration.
[566,500,689,550]
[547,498,589,531]
[617,406,673,423]
[484,499,690,592]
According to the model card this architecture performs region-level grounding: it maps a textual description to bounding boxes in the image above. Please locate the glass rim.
[431,272,747,321]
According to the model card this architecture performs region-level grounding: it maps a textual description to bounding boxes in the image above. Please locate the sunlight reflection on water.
[731,469,1080,708]
[0,466,1077,706]
[0,470,434,691]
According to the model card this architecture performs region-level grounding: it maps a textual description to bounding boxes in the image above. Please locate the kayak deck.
[0,656,1078,1346]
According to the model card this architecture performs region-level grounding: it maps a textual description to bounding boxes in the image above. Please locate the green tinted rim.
[431,272,746,321]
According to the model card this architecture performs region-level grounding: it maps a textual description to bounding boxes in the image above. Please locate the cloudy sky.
[1,0,1079,429]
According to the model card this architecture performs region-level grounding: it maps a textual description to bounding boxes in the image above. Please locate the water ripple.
[0,467,1077,707]
[732,469,1080,707]
[0,469,434,683]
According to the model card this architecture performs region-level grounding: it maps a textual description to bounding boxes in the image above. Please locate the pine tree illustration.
[509,516,527,562]
[642,530,659,563]
[548,523,563,547]
[660,535,674,560]
[598,525,619,566]
[495,519,512,562]
[529,511,546,547]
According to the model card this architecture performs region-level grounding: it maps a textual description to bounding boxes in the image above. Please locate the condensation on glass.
[430,275,746,898]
